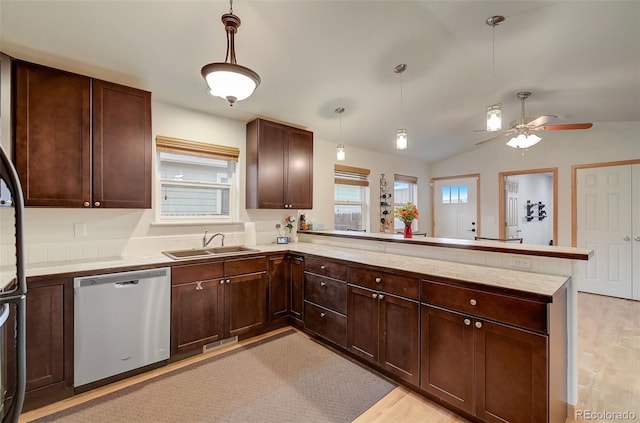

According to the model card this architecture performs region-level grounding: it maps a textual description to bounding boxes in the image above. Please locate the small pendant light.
[485,15,504,131]
[394,64,408,150]
[335,107,346,161]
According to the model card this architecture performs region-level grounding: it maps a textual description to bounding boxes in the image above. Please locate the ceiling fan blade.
[540,123,593,131]
[526,115,557,128]
[475,131,512,146]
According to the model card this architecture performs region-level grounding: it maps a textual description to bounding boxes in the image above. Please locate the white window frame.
[334,165,370,232]
[393,174,418,231]
[154,136,239,224]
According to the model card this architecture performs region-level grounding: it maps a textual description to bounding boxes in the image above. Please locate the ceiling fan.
[475,91,593,148]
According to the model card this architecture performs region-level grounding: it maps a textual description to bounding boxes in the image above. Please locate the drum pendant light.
[394,64,408,150]
[485,15,504,131]
[201,0,260,106]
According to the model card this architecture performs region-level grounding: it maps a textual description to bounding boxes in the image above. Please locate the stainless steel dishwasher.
[74,267,171,387]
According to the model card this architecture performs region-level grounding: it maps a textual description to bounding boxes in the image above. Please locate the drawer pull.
[320,312,326,318]
[375,277,382,283]
[372,293,378,299]
[320,281,326,287]
[475,321,483,329]
[463,318,471,326]
[196,281,203,290]
[320,265,326,270]
[469,298,477,306]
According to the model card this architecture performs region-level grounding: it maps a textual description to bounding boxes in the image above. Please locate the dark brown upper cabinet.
[246,118,313,209]
[12,60,151,208]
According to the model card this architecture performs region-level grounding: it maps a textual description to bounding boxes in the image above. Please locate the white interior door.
[576,164,636,299]
[433,177,478,240]
[505,177,521,239]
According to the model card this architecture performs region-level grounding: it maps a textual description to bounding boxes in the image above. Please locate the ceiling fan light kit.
[201,0,260,106]
[394,64,408,150]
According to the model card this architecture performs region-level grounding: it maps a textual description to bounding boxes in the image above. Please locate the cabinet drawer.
[304,273,347,314]
[348,267,419,301]
[421,281,548,333]
[304,301,347,348]
[172,262,224,285]
[224,256,267,277]
[305,257,347,281]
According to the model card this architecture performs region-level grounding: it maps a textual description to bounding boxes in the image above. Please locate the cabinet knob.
[469,298,477,306]
[226,279,231,284]
[196,281,203,291]
[635,236,640,241]
[320,312,326,318]
[372,293,378,299]
[475,321,483,329]
[83,201,90,207]
[378,294,384,300]
[375,277,382,283]
[320,265,326,270]
[320,281,326,287]
[220,280,225,285]
[623,236,631,241]
[463,318,471,326]
[94,201,101,207]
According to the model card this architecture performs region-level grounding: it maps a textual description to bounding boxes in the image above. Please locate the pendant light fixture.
[394,64,408,150]
[201,0,260,106]
[485,15,504,131]
[335,107,346,161]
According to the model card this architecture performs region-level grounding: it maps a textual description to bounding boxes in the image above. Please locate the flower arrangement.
[395,202,419,223]
[284,216,296,233]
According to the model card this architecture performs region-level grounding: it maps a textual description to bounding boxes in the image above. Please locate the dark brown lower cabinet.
[4,276,74,411]
[225,271,268,338]
[290,255,304,320]
[421,304,547,423]
[268,255,290,319]
[171,279,223,356]
[347,285,419,385]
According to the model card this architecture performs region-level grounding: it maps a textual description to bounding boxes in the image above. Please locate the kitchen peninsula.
[12,234,589,423]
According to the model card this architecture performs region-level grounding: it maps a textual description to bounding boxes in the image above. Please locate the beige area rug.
[34,330,396,423]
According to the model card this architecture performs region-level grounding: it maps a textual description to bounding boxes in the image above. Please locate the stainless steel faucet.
[203,230,225,247]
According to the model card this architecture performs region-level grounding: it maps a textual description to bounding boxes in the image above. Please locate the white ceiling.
[1,1,639,163]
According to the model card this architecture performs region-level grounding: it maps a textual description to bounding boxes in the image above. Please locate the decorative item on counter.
[284,215,296,241]
[299,214,306,231]
[395,202,419,239]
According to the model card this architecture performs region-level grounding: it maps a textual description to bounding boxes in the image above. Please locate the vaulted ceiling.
[1,1,638,163]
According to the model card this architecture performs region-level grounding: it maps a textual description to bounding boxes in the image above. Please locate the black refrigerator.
[0,142,26,423]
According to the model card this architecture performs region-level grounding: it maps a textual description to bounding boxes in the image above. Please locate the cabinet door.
[379,294,419,385]
[290,256,304,319]
[475,320,548,423]
[420,305,474,414]
[347,285,378,363]
[225,272,268,338]
[171,279,223,356]
[92,79,151,208]
[255,120,287,208]
[13,60,91,207]
[286,127,313,209]
[268,256,290,319]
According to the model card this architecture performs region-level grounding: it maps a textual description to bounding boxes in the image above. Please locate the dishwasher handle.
[114,280,139,287]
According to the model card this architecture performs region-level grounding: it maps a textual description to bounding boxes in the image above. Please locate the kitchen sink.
[162,246,258,260]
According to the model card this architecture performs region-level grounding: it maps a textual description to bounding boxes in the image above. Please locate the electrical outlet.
[74,223,86,237]
[510,256,531,270]
[275,223,281,229]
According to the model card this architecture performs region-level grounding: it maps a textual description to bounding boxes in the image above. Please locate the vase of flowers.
[284,216,296,242]
[395,202,419,239]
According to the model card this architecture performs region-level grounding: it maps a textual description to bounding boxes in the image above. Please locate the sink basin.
[162,246,258,260]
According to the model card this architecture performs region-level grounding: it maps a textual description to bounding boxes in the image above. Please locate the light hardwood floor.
[19,292,640,423]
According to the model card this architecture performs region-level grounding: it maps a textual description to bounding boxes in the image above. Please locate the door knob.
[623,236,631,241]
[468,228,476,232]
[635,236,640,241]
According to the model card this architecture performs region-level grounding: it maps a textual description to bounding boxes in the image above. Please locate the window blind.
[156,135,239,162]
[394,173,418,184]
[335,164,370,187]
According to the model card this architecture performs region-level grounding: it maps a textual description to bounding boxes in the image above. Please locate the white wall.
[430,121,640,246]
[0,93,431,264]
